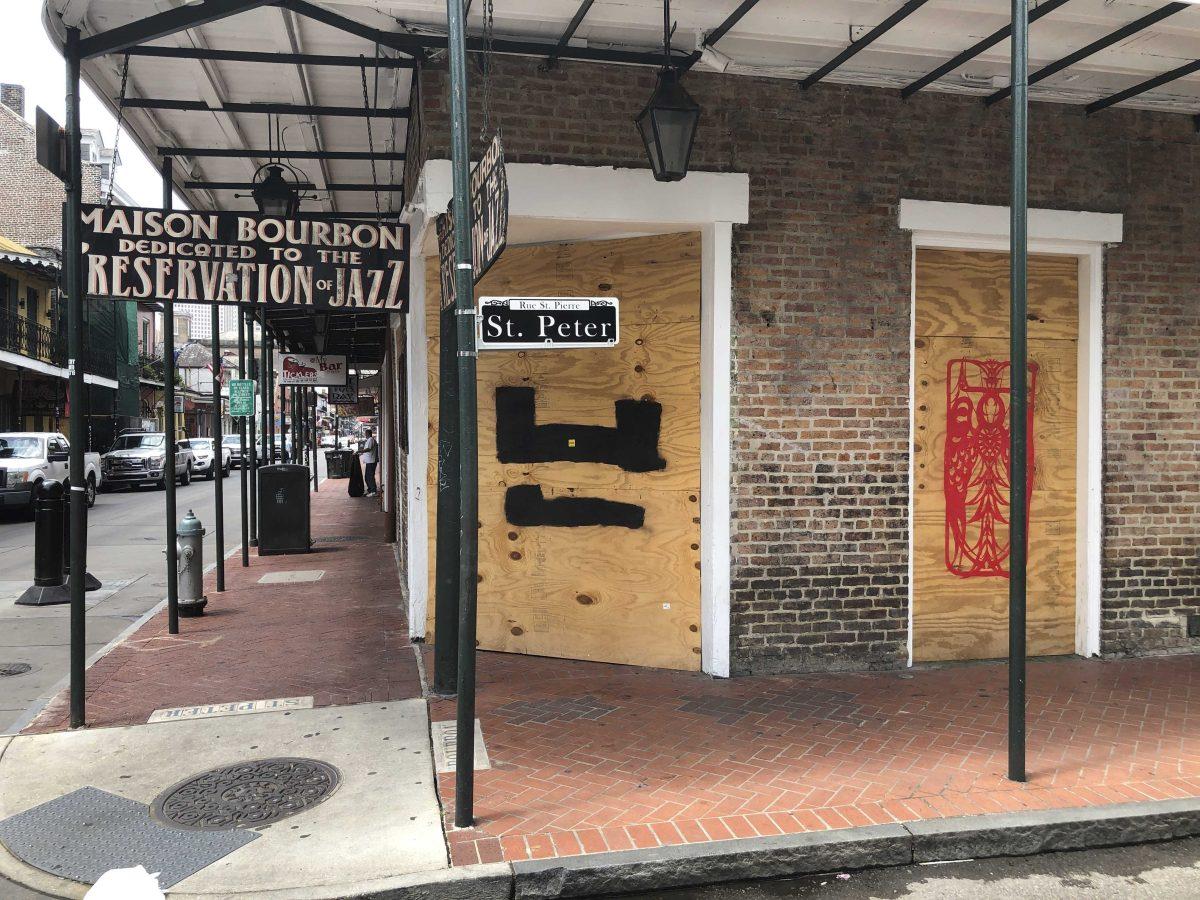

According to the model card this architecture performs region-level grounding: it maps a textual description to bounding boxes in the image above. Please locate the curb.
[0,794,1196,898]
[507,797,1200,899]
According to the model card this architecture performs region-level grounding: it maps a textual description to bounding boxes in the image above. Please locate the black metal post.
[160,158,180,635]
[248,310,259,546]
[211,303,225,590]
[238,309,249,566]
[281,382,288,462]
[434,302,460,694]
[63,28,87,728]
[312,388,319,491]
[447,0,480,829]
[1008,0,1029,784]
[267,336,276,461]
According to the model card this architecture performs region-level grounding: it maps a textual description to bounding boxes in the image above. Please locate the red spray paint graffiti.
[944,358,1037,579]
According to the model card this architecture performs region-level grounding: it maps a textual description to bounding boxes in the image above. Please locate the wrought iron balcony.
[0,308,65,367]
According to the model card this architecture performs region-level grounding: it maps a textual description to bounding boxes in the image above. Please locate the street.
[618,837,1200,899]
[0,467,255,734]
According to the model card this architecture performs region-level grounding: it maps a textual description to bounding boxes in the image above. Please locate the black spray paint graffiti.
[504,485,645,529]
[495,386,665,528]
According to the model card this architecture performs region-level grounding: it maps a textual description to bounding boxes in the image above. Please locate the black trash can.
[324,450,354,479]
[257,464,311,555]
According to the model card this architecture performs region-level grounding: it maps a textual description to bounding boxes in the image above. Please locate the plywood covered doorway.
[913,248,1078,662]
[426,232,702,671]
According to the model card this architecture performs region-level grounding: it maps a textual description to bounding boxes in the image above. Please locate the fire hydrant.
[164,509,207,617]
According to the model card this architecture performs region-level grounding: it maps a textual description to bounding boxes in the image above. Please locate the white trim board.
[407,162,748,677]
[900,200,1121,662]
[899,200,1123,245]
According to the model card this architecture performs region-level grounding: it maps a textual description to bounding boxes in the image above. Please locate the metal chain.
[480,0,495,143]
[360,54,383,220]
[106,53,131,207]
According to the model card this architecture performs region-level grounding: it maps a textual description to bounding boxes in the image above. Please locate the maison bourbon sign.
[477,297,619,350]
[80,205,409,312]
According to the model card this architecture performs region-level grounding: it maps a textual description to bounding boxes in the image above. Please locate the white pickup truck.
[0,432,101,518]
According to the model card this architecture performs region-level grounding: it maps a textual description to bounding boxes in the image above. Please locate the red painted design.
[944,358,1037,579]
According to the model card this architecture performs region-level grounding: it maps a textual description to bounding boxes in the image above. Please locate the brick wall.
[420,57,1200,672]
[0,101,102,253]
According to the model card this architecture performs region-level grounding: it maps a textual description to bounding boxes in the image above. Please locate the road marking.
[148,696,314,724]
[430,719,490,773]
[257,570,325,584]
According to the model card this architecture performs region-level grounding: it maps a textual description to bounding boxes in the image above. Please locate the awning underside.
[41,0,1200,362]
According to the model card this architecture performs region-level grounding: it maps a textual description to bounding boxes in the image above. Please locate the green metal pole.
[211,304,225,590]
[63,27,87,728]
[248,310,259,546]
[304,388,314,494]
[238,309,249,566]
[161,158,179,635]
[434,301,460,693]
[267,337,276,460]
[1008,0,1029,784]
[447,0,480,829]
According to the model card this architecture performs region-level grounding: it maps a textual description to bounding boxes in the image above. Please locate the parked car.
[101,433,195,490]
[222,434,245,469]
[182,437,231,479]
[0,433,101,517]
[254,436,293,464]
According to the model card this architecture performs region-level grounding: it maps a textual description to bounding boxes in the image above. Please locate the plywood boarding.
[913,249,1078,662]
[426,232,702,671]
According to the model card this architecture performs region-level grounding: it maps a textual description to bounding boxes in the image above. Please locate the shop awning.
[38,1,1200,364]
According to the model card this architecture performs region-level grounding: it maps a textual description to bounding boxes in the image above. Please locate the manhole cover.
[0,662,32,677]
[151,758,340,831]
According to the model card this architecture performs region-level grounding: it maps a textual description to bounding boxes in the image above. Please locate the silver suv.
[101,433,196,490]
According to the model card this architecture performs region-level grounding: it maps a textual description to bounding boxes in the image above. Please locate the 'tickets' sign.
[477,297,619,350]
[81,205,409,313]
[274,354,348,386]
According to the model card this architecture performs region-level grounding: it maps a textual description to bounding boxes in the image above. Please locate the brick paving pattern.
[26,488,418,732]
[431,651,1200,867]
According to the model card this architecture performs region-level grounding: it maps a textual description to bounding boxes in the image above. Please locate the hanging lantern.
[636,0,701,182]
[636,67,701,182]
[250,163,300,217]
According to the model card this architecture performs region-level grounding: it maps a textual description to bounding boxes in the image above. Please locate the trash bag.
[86,866,165,899]
[347,453,364,497]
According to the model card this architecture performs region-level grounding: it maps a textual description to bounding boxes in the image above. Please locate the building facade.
[395,56,1199,678]
[0,82,140,450]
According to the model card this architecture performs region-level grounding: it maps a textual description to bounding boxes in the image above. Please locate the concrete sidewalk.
[0,486,451,899]
[1,485,1198,898]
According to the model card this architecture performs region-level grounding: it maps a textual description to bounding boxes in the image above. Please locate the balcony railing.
[0,308,64,366]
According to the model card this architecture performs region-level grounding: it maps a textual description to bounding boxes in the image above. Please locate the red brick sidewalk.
[430,650,1200,866]
[26,487,419,732]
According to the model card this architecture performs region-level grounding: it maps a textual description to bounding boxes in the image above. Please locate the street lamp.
[250,163,301,217]
[635,0,701,182]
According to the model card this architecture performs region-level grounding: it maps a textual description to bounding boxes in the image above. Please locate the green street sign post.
[229,379,256,417]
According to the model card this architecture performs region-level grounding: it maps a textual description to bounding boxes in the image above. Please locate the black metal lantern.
[636,0,701,182]
[251,163,301,217]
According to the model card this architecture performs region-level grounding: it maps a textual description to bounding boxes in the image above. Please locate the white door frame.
[404,161,749,676]
[899,199,1122,662]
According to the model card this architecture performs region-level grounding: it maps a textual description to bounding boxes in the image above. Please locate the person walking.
[358,427,379,497]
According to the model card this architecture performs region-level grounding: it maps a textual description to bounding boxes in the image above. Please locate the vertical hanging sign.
[436,133,508,308]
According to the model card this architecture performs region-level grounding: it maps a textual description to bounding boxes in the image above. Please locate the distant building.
[0,82,143,449]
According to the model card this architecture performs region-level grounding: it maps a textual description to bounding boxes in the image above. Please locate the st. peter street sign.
[477,297,619,350]
[80,205,409,312]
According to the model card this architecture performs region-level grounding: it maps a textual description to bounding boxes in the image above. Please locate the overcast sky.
[1,2,164,207]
